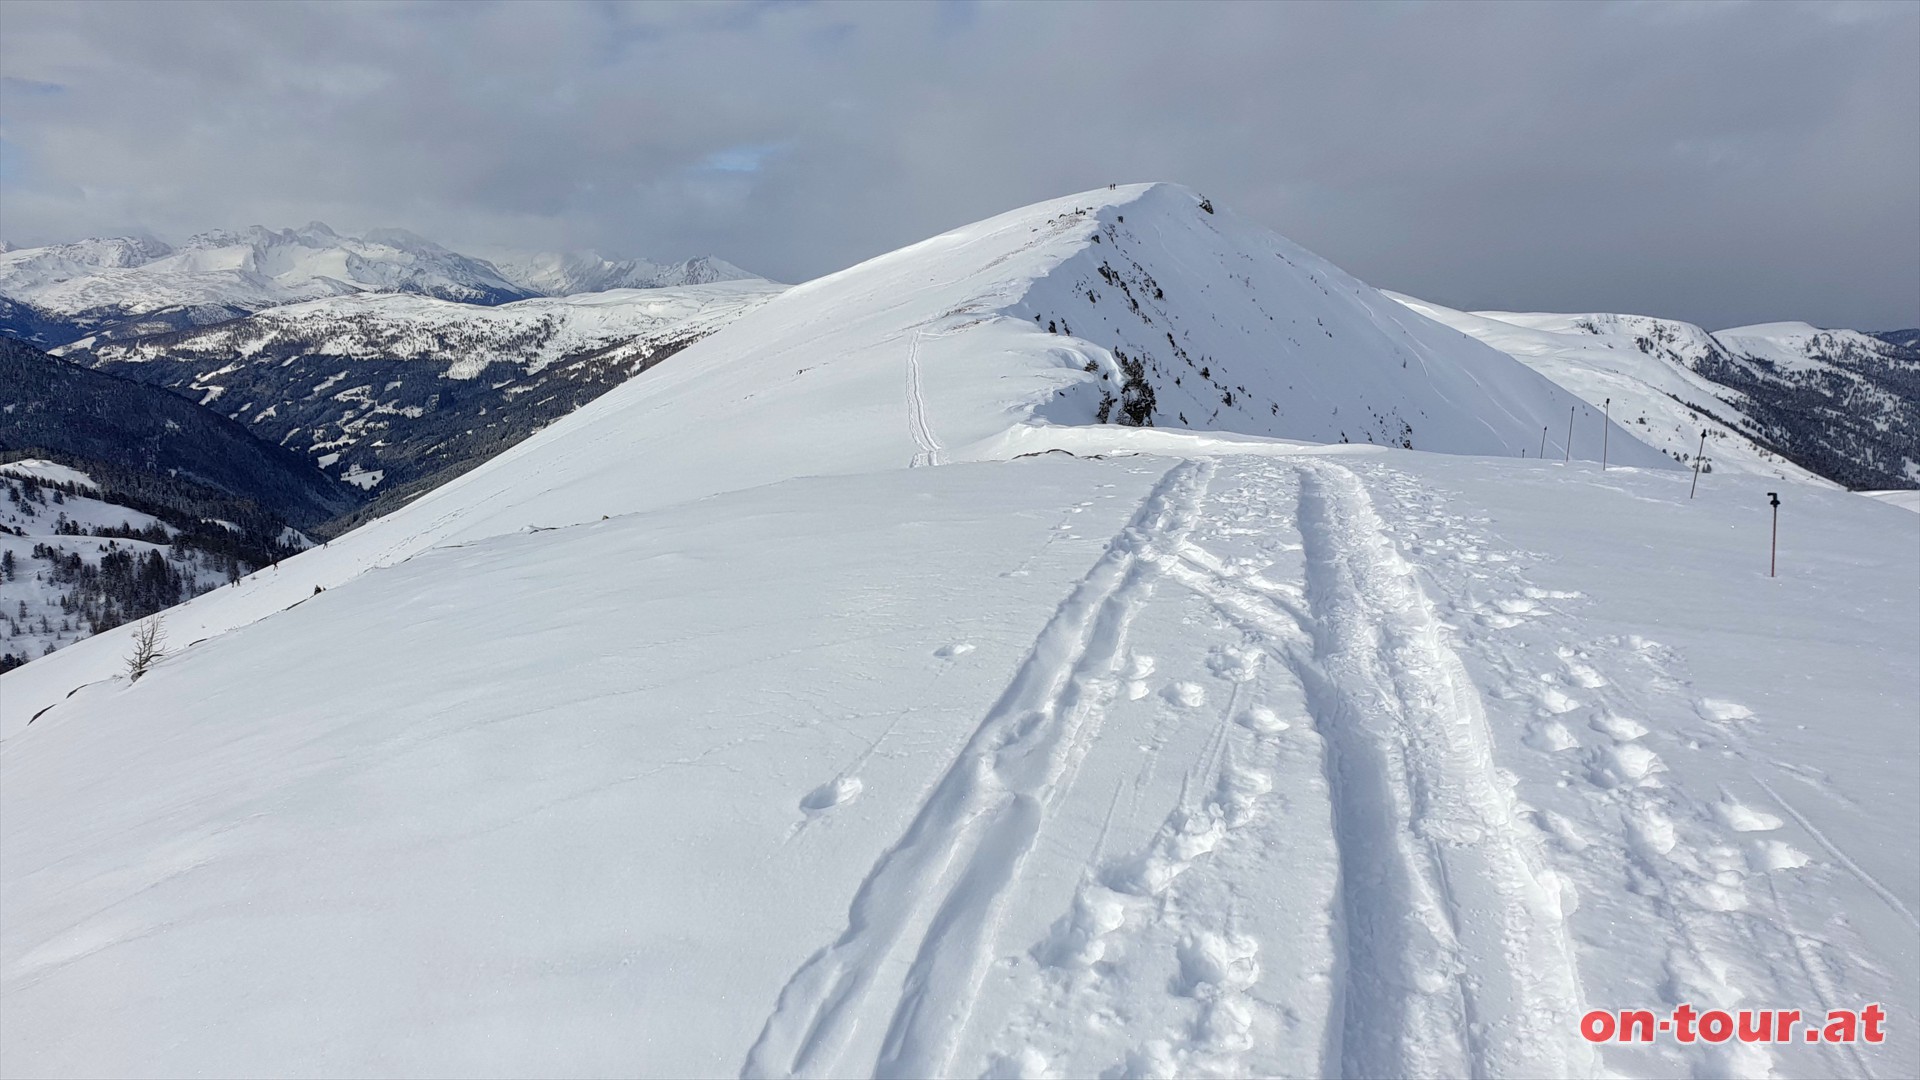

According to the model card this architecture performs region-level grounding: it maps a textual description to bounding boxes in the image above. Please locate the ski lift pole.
[1564,405,1575,464]
[1689,429,1707,498]
[1768,492,1780,577]
[1601,398,1611,470]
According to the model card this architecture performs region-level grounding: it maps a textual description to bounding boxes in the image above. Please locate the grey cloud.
[0,0,1913,330]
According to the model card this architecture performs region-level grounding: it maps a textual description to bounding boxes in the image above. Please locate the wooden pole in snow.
[1690,429,1707,498]
[1601,398,1611,471]
[1768,492,1780,577]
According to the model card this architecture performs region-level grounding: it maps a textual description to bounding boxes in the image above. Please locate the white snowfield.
[1387,295,1833,485]
[1,184,1914,1079]
[0,459,99,491]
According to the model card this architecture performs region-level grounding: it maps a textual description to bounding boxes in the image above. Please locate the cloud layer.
[2,0,1914,330]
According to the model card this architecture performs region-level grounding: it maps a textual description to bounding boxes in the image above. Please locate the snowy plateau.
[0,184,1915,1080]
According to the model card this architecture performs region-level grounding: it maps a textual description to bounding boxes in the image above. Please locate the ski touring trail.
[906,328,945,468]
[742,460,1213,1079]
[1282,462,1594,1080]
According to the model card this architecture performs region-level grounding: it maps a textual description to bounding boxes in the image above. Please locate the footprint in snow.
[1163,681,1207,709]
[1524,718,1579,753]
[1535,686,1582,715]
[1698,698,1756,724]
[1175,929,1261,996]
[1585,742,1664,789]
[1590,714,1649,741]
[1745,839,1811,872]
[1713,798,1783,833]
[933,642,976,659]
[1236,706,1290,735]
[800,775,863,812]
[1205,644,1262,682]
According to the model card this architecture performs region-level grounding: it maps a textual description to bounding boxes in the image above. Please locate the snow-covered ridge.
[1713,321,1908,373]
[71,280,788,378]
[486,251,761,295]
[60,281,787,494]
[1389,294,1831,485]
[1391,298,1919,490]
[1,181,1669,726]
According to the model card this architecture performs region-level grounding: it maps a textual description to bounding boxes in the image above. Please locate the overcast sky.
[2,0,1915,330]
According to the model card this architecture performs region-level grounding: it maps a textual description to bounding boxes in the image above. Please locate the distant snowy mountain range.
[0,224,762,348]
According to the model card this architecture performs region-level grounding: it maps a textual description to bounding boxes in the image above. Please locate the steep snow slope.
[488,251,760,295]
[10,186,1912,1080]
[1389,295,1830,485]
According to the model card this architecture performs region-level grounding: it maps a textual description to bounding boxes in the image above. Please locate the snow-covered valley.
[1,184,1914,1079]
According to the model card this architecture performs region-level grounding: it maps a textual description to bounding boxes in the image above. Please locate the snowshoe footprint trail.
[741,460,1213,1080]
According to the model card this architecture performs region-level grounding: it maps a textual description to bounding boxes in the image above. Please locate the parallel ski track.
[905,328,943,468]
[1288,461,1593,1080]
[741,460,1213,1079]
[1162,460,1595,1079]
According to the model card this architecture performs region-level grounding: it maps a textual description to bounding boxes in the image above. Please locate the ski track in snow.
[741,459,1212,1079]
[1283,462,1595,1080]
[906,328,945,468]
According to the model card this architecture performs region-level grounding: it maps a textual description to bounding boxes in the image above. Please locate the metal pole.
[1564,406,1575,463]
[1601,398,1611,471]
[1768,492,1780,577]
[1689,429,1707,498]
[1539,426,1547,459]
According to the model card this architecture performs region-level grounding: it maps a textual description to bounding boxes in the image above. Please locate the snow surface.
[2,184,1914,1079]
[1388,295,1832,485]
[0,460,98,491]
[1861,489,1920,513]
